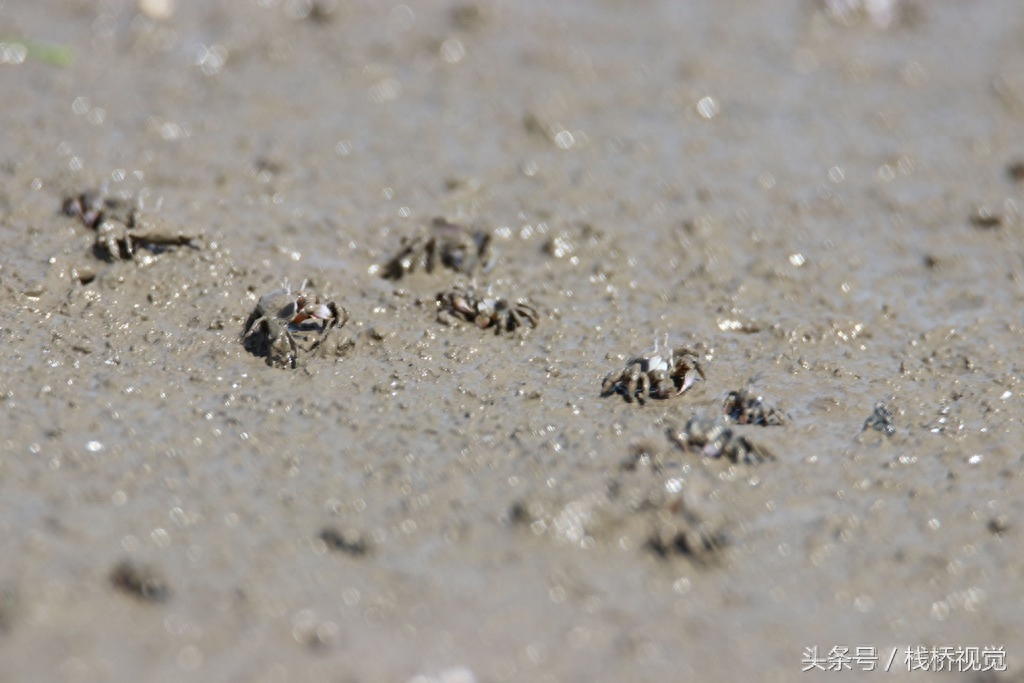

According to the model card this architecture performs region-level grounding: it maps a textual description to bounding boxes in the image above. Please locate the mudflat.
[2,2,1023,681]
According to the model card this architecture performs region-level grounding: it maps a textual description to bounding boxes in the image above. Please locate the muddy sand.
[2,1,1024,681]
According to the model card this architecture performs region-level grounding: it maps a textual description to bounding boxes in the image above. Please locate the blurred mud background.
[2,1,1024,681]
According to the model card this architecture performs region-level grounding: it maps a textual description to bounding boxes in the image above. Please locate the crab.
[667,416,774,465]
[436,283,538,335]
[723,389,786,426]
[863,401,895,436]
[63,188,120,229]
[242,282,347,369]
[62,188,199,261]
[601,342,706,404]
[381,217,491,280]
[646,497,729,564]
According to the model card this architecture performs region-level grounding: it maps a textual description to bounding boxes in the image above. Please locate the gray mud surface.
[2,1,1024,681]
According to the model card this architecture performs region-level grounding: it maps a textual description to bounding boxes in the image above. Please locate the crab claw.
[451,295,475,317]
[308,303,334,320]
[292,300,335,326]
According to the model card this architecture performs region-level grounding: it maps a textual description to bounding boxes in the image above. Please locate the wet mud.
[2,1,1024,681]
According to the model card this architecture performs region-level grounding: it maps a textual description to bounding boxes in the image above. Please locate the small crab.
[667,416,774,465]
[646,498,729,565]
[601,342,706,404]
[863,401,895,436]
[436,283,538,335]
[62,188,199,261]
[381,217,491,279]
[63,188,120,229]
[723,389,786,426]
[242,282,347,369]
